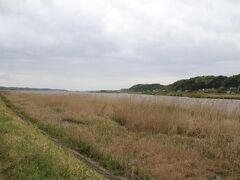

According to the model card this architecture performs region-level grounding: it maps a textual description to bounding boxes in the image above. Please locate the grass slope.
[0,97,105,180]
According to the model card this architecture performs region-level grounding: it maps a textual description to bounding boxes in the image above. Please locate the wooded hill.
[129,74,240,92]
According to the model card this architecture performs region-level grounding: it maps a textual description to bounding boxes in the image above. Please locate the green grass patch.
[38,123,66,138]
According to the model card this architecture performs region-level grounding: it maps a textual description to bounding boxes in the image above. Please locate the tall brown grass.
[112,97,240,140]
[11,92,240,139]
[3,92,240,179]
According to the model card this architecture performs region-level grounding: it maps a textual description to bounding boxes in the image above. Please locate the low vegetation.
[1,92,240,179]
[153,91,240,100]
[0,95,104,179]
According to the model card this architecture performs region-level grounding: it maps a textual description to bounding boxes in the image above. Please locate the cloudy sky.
[0,0,240,90]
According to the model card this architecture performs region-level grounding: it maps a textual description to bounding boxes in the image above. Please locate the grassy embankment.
[2,92,240,179]
[0,95,104,180]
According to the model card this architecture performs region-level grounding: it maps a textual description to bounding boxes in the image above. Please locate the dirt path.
[55,139,123,180]
[0,94,125,180]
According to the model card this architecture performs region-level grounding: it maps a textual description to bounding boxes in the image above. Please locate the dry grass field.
[2,92,240,179]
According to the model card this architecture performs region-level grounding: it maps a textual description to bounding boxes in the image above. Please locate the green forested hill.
[129,74,240,92]
[129,84,164,92]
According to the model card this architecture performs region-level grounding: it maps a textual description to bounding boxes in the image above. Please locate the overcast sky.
[0,0,240,90]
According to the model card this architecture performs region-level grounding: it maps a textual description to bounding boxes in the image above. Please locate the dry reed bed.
[3,92,240,179]
[11,92,240,139]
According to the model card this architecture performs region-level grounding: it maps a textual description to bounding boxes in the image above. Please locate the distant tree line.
[0,86,68,92]
[129,74,240,92]
[129,84,164,92]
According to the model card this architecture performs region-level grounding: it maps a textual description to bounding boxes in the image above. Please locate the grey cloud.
[0,0,240,90]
